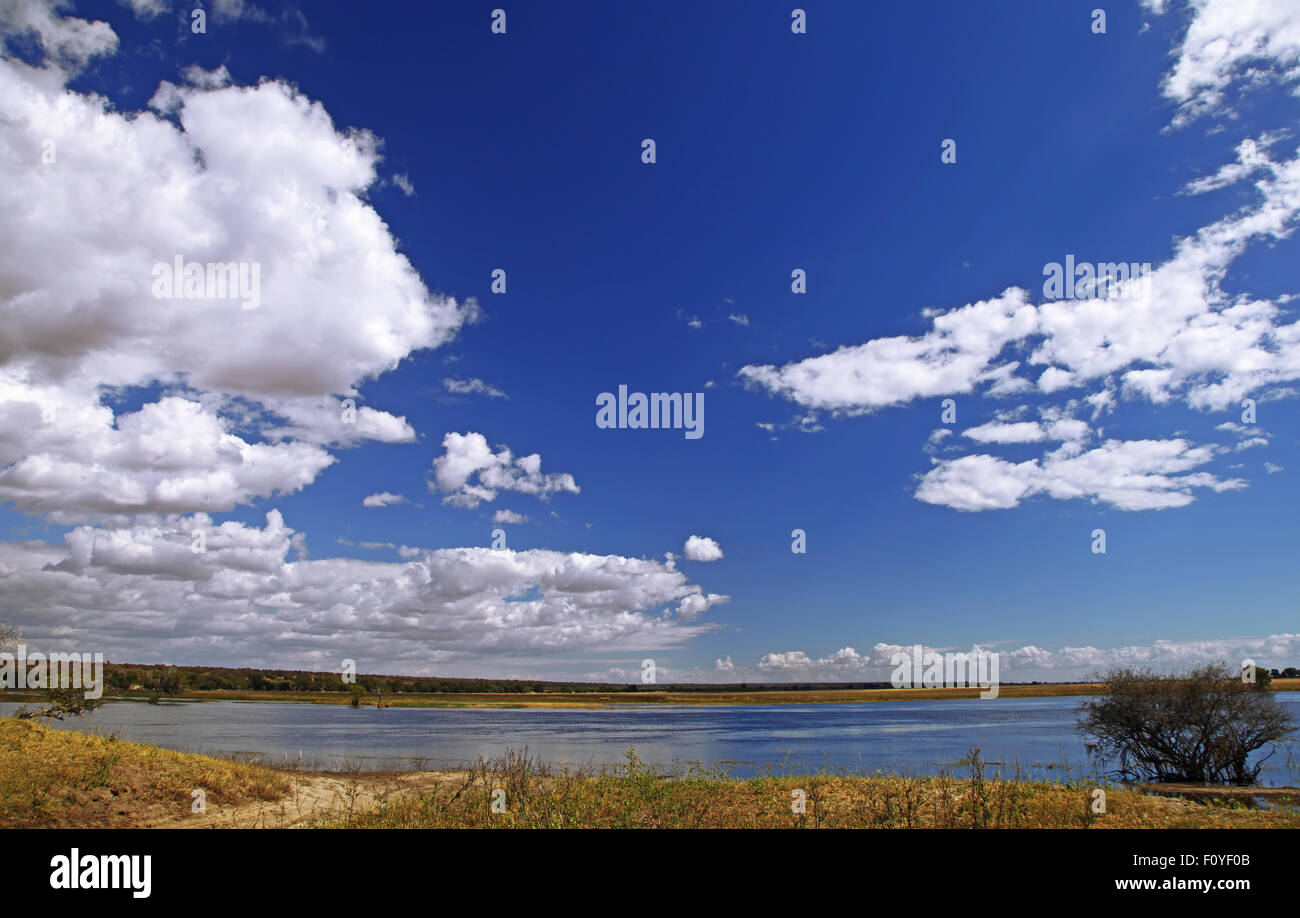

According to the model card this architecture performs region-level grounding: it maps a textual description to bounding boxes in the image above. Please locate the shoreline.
[5,717,1296,829]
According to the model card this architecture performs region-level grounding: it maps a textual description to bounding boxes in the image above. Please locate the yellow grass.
[5,717,1296,829]
[0,717,290,827]
[340,749,1300,829]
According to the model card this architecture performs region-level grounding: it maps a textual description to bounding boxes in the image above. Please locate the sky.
[0,0,1298,683]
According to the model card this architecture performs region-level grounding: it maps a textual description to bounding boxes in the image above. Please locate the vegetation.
[0,717,290,828]
[15,685,104,721]
[1077,664,1295,785]
[1,622,104,721]
[98,662,916,696]
[0,658,1290,708]
[4,720,1295,828]
[338,747,1300,829]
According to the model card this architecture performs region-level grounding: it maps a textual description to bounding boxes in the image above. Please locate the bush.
[1077,664,1294,785]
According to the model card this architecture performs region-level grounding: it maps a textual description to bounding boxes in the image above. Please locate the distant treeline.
[102,663,906,695]
[101,662,1300,696]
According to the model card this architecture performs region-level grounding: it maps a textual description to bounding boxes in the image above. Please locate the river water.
[5,693,1298,783]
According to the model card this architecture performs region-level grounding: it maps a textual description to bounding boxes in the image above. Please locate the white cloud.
[738,133,1300,511]
[683,535,723,562]
[0,513,729,672]
[916,438,1245,512]
[676,591,728,622]
[492,508,528,525]
[390,172,415,196]
[962,411,1091,445]
[0,394,333,522]
[117,0,169,20]
[362,492,406,508]
[0,0,118,73]
[1144,0,1300,127]
[747,633,1300,682]
[740,141,1300,422]
[739,288,1039,413]
[962,420,1049,444]
[443,377,507,399]
[117,0,325,50]
[430,432,579,509]
[180,63,232,89]
[0,12,477,520]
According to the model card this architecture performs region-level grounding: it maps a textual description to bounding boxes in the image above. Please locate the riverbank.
[3,718,1296,829]
[68,678,1300,708]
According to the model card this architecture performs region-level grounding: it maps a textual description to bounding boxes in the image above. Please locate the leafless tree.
[1077,663,1294,785]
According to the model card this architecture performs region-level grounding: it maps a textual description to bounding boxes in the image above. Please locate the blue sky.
[0,0,1298,681]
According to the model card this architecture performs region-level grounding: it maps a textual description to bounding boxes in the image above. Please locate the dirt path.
[146,770,467,828]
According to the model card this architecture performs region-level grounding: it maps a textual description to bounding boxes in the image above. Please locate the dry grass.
[0,717,290,827]
[339,747,1300,829]
[6,717,1296,829]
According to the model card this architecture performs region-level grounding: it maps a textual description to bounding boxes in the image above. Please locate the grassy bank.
[3,718,1296,828]
[335,749,1300,829]
[0,717,290,828]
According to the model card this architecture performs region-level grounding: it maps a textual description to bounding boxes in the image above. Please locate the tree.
[16,685,104,721]
[143,665,182,703]
[1077,664,1294,785]
[2,621,104,721]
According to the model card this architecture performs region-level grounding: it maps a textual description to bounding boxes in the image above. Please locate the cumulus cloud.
[682,535,724,562]
[492,508,528,525]
[0,8,477,521]
[443,377,507,399]
[1144,0,1300,128]
[916,438,1245,511]
[741,144,1300,419]
[739,124,1300,511]
[739,288,1040,414]
[362,492,405,508]
[429,432,579,509]
[737,3,1300,514]
[0,513,729,672]
[745,634,1300,683]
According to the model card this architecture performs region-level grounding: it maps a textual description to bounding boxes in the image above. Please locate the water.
[5,694,1299,783]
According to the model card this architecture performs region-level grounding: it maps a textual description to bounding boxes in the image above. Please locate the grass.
[337,747,1300,829]
[5,716,1296,829]
[0,717,291,827]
